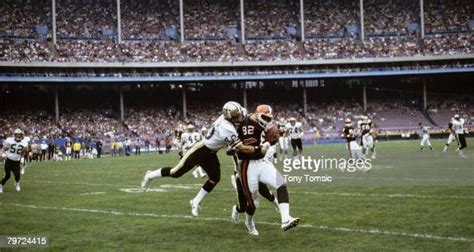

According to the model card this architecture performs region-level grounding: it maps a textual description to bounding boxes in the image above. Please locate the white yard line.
[2,202,473,243]
[78,192,106,196]
[24,180,474,200]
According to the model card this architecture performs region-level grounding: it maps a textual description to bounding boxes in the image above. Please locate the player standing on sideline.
[277,121,290,162]
[230,105,300,235]
[443,121,459,152]
[173,125,184,158]
[141,102,271,216]
[1,129,28,193]
[360,117,376,159]
[286,117,303,158]
[64,138,73,161]
[451,114,468,158]
[418,123,433,152]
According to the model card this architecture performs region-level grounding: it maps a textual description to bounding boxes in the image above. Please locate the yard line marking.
[2,203,473,243]
[299,191,474,200]
[79,192,106,196]
[22,180,474,200]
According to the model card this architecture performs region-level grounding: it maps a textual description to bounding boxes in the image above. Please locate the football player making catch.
[229,105,300,236]
[141,102,271,216]
[1,129,28,193]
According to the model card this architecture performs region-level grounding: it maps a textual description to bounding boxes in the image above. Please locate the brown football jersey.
[236,116,265,160]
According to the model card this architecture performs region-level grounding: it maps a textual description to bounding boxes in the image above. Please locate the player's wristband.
[254,146,262,155]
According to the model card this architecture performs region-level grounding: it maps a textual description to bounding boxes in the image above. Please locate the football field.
[1,140,473,251]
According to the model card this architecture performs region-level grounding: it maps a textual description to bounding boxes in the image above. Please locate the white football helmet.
[223,101,246,125]
[14,128,24,141]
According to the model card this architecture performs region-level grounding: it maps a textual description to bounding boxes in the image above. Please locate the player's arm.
[3,141,10,152]
[234,142,269,155]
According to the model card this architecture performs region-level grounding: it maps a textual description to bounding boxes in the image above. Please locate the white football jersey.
[204,115,241,151]
[3,137,29,161]
[286,122,303,139]
[451,118,465,134]
[420,126,430,136]
[181,132,202,149]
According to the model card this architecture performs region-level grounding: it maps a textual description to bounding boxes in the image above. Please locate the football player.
[230,105,300,235]
[173,125,184,158]
[277,121,290,162]
[443,121,459,152]
[360,117,376,159]
[181,124,206,178]
[451,114,468,158]
[1,129,28,193]
[286,117,304,158]
[341,118,369,172]
[141,102,271,216]
[64,138,73,161]
[20,132,31,175]
[418,123,433,152]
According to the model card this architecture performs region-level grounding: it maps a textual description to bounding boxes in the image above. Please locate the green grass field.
[1,139,473,251]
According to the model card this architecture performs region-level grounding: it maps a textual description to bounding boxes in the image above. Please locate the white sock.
[245,213,254,225]
[147,169,163,180]
[193,188,208,205]
[279,203,290,223]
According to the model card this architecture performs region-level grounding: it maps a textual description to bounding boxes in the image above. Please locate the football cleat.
[15,182,21,192]
[190,199,201,217]
[141,170,151,191]
[245,219,259,236]
[231,205,240,224]
[0,185,3,193]
[281,217,300,231]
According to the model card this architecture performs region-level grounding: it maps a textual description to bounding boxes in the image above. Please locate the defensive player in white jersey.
[1,129,28,193]
[181,124,206,178]
[443,122,459,152]
[451,114,468,158]
[286,118,304,158]
[277,122,290,161]
[418,123,433,152]
[141,102,271,216]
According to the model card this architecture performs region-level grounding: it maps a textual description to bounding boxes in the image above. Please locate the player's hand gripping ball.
[264,125,279,145]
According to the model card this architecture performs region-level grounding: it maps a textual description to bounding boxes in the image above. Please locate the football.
[264,125,280,145]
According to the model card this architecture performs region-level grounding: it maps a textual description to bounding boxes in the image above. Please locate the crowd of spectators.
[0,0,51,37]
[121,0,178,40]
[2,97,471,147]
[1,0,473,63]
[1,34,472,63]
[56,0,116,38]
[304,0,359,38]
[424,0,473,34]
[364,0,419,36]
[0,39,53,62]
[244,0,298,39]
[184,0,238,40]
